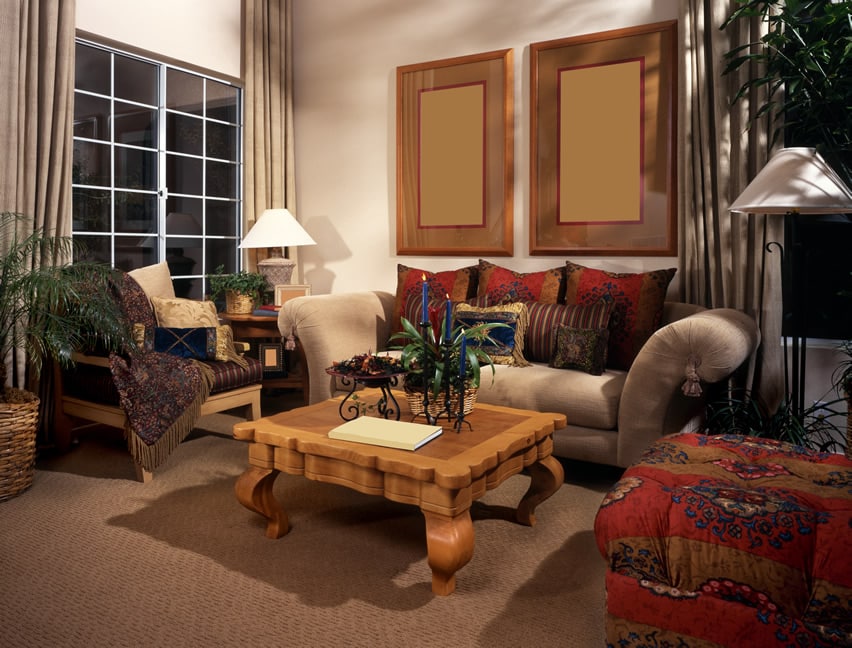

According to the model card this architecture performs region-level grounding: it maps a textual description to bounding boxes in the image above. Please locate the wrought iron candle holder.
[417,319,471,432]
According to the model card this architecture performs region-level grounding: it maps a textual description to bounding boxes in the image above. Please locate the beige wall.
[292,0,680,295]
[75,0,241,79]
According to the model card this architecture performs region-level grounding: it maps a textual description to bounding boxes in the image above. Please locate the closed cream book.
[328,416,443,451]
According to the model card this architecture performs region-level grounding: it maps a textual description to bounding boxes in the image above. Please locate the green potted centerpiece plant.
[0,212,131,501]
[389,315,508,417]
[207,264,268,314]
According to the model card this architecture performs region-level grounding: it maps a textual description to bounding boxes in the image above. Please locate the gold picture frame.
[396,49,514,256]
[274,284,311,306]
[530,21,677,256]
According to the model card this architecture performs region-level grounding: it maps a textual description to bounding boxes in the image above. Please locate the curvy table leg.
[422,509,475,596]
[516,455,564,526]
[234,465,289,539]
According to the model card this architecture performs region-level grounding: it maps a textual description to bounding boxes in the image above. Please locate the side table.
[220,313,309,405]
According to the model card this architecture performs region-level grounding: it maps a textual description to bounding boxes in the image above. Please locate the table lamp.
[239,208,316,287]
[729,147,852,419]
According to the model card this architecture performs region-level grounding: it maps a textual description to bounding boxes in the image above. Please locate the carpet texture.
[0,412,617,647]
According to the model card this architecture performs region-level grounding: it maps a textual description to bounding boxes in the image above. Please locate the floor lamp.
[729,147,852,420]
[239,208,316,288]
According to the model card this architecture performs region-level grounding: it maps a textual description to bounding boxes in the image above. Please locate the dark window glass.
[72,188,110,232]
[74,234,112,264]
[166,197,203,231]
[207,80,239,123]
[206,200,238,237]
[73,141,110,186]
[114,101,157,148]
[207,160,237,199]
[167,69,204,116]
[115,147,157,190]
[166,112,203,155]
[167,154,203,196]
[114,235,157,270]
[114,55,157,105]
[115,192,157,234]
[75,44,110,95]
[206,121,237,161]
[73,93,110,140]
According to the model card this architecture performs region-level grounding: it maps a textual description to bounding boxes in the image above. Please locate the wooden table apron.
[232,392,566,595]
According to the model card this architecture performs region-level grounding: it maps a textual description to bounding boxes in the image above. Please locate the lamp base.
[258,256,296,288]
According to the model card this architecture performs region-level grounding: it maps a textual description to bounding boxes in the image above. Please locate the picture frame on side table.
[530,21,677,256]
[274,284,312,307]
[258,342,284,374]
[396,48,514,256]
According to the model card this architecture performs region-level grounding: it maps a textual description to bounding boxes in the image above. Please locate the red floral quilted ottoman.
[594,433,852,647]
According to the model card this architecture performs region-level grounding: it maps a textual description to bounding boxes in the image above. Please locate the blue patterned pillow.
[141,326,217,360]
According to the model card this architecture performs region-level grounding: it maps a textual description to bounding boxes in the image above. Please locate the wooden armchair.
[53,262,262,482]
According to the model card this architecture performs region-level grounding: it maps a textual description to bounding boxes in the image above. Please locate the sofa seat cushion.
[205,356,263,394]
[475,362,626,430]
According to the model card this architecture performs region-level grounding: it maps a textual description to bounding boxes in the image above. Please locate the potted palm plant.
[207,265,268,314]
[0,212,131,501]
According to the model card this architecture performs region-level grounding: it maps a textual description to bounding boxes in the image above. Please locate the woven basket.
[0,388,40,502]
[225,291,254,314]
[405,384,478,418]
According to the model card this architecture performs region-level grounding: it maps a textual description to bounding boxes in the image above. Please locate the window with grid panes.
[72,39,243,300]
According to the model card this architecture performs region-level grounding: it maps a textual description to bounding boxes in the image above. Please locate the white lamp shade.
[238,208,316,249]
[729,147,852,214]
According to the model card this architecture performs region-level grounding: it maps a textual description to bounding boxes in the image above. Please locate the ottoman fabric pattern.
[595,433,852,647]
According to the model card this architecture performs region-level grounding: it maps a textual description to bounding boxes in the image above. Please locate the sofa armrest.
[278,291,396,403]
[617,308,760,466]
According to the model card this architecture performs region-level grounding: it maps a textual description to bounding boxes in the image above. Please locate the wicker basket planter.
[225,291,254,314]
[0,388,40,502]
[404,384,478,418]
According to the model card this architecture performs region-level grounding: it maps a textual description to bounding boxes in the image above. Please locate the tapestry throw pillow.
[151,296,219,328]
[550,325,610,375]
[523,300,614,363]
[392,264,478,336]
[564,261,676,370]
[454,302,530,367]
[477,259,564,304]
[140,326,217,360]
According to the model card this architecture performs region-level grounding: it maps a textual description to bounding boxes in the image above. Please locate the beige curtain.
[0,0,76,397]
[678,0,784,410]
[243,0,299,275]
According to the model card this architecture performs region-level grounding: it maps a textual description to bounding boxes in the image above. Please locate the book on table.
[328,416,443,451]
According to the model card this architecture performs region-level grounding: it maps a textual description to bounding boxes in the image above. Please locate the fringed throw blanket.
[109,351,214,473]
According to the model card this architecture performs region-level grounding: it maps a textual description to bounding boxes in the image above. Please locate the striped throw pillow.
[523,300,613,363]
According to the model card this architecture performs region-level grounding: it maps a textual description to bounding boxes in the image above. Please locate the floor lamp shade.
[239,208,316,286]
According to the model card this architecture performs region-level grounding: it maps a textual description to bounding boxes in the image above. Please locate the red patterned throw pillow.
[477,259,564,304]
[564,261,676,370]
[392,264,478,336]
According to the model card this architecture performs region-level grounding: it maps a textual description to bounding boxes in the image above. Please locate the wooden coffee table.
[232,392,565,595]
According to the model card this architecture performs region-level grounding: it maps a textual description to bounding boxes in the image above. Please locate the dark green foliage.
[206,264,267,304]
[722,0,852,186]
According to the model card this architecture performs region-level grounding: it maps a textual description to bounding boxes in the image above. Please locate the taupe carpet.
[1,410,619,647]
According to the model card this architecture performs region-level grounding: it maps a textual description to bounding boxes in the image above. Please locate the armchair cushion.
[127,261,176,302]
[151,296,219,328]
[141,326,218,360]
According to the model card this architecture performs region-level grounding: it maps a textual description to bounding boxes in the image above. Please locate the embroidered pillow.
[477,259,564,304]
[564,261,676,370]
[454,302,530,367]
[140,326,217,360]
[523,300,614,363]
[550,325,610,375]
[151,296,219,328]
[392,264,478,337]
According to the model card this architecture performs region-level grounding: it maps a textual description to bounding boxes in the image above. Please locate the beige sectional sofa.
[278,289,759,468]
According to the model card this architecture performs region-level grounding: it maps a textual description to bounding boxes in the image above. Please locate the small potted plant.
[207,265,268,313]
[389,313,508,417]
[831,339,852,458]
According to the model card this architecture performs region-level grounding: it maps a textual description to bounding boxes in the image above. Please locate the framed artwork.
[258,342,283,373]
[396,49,514,256]
[274,284,311,306]
[530,21,677,256]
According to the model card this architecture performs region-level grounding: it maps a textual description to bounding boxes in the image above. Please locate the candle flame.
[421,273,426,281]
